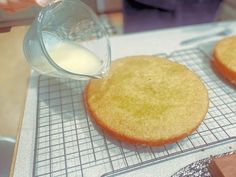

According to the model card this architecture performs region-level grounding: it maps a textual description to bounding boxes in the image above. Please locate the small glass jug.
[23,0,111,80]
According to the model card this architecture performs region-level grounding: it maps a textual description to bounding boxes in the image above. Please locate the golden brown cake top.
[85,56,209,146]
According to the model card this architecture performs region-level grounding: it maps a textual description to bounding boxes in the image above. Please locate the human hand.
[0,0,48,12]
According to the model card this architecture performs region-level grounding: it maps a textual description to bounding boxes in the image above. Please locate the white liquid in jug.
[48,42,102,75]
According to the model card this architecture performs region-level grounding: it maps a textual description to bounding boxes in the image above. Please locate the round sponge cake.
[213,36,236,85]
[84,56,209,146]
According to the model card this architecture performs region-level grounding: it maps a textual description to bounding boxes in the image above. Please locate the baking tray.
[33,48,236,177]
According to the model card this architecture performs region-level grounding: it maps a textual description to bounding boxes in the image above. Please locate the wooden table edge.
[9,77,30,177]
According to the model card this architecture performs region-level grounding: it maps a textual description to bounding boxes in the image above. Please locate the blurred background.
[1,0,236,34]
[0,0,236,34]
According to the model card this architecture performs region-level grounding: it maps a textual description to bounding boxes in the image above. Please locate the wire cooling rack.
[33,48,236,177]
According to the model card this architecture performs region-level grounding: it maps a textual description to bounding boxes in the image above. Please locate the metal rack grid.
[33,48,236,177]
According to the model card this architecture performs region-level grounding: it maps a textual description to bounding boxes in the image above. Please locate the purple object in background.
[135,0,177,10]
[123,0,222,33]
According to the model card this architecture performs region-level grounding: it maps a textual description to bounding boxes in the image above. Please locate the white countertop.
[13,20,236,177]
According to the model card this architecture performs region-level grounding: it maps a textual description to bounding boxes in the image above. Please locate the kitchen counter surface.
[8,20,236,177]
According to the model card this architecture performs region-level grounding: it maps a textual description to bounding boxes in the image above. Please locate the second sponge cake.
[84,56,209,146]
[213,36,236,85]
